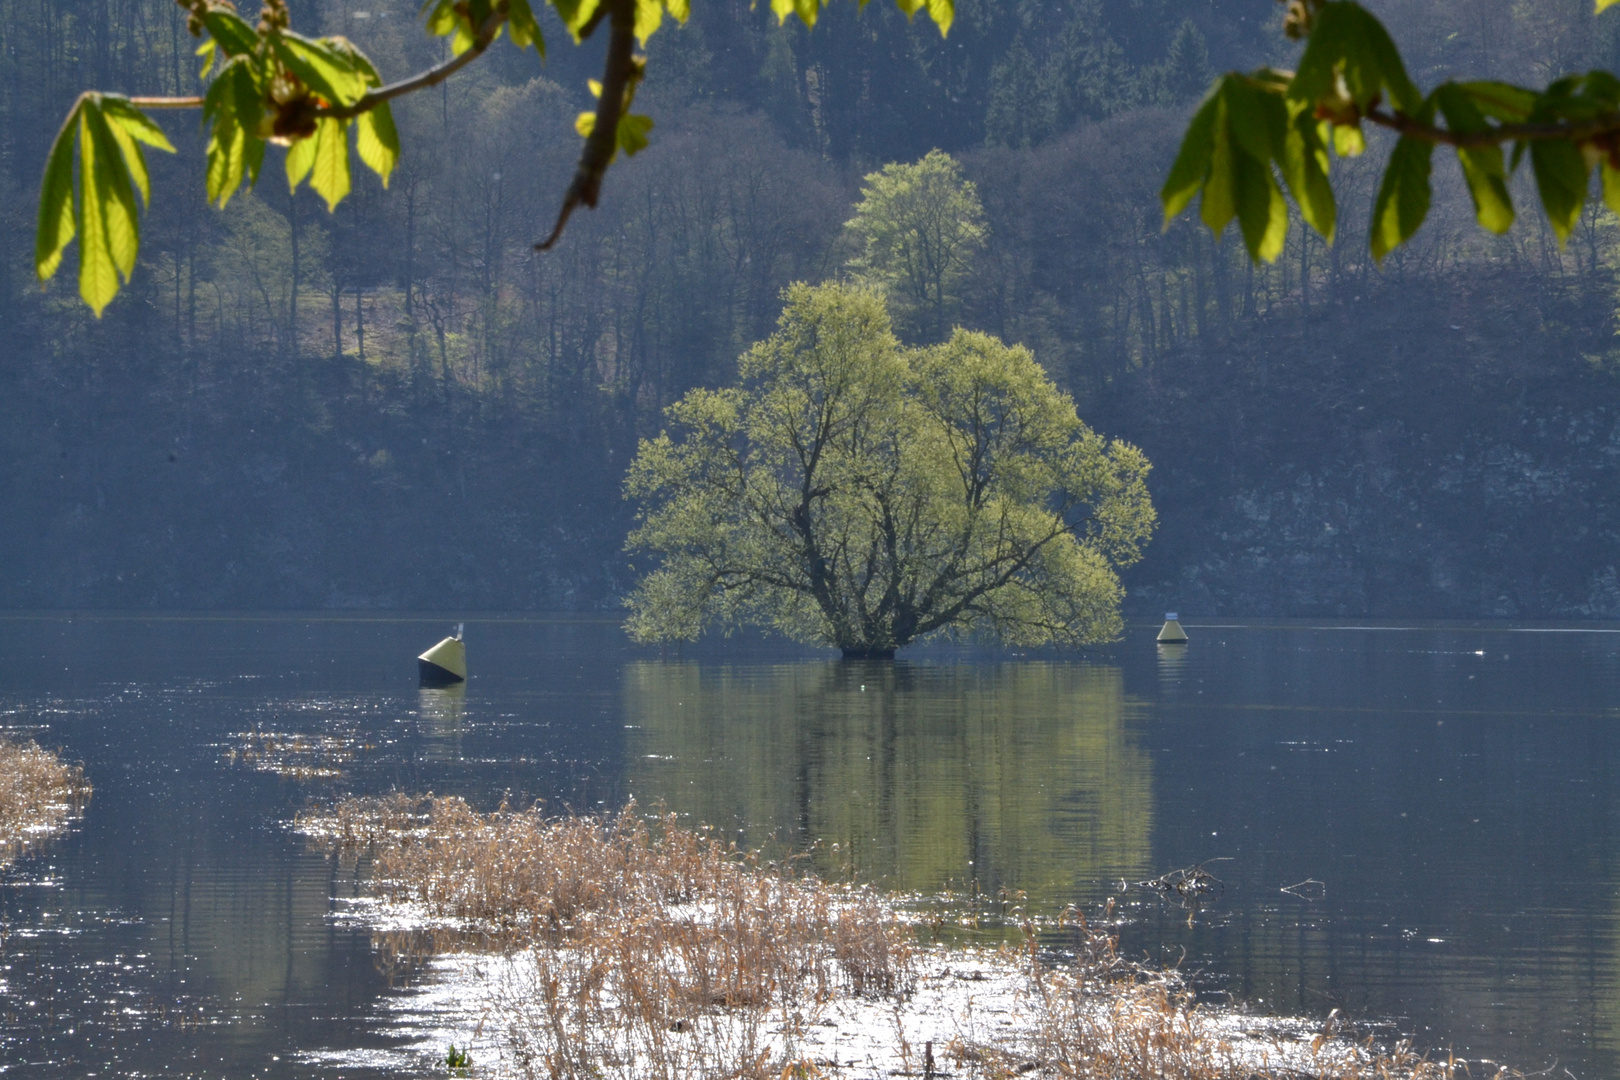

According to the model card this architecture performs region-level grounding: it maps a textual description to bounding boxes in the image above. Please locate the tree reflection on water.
[622,659,1154,912]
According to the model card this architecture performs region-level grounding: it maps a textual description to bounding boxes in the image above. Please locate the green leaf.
[1163,70,1338,257]
[285,130,317,192]
[634,0,663,44]
[273,33,369,107]
[1370,135,1434,261]
[506,0,546,54]
[1435,84,1513,233]
[771,0,823,27]
[1290,1,1420,115]
[200,8,260,57]
[1161,89,1218,222]
[309,116,351,212]
[97,98,174,210]
[1529,138,1589,246]
[618,113,654,156]
[1457,81,1536,122]
[423,0,499,54]
[245,132,266,190]
[1280,102,1336,242]
[1234,146,1288,262]
[205,119,246,208]
[356,102,400,186]
[893,0,953,35]
[72,99,142,317]
[1200,91,1238,237]
[75,107,118,316]
[34,100,170,310]
[552,0,602,40]
[1583,69,1620,105]
[36,100,81,284]
[1602,162,1620,217]
[103,115,152,206]
[1224,76,1284,163]
[100,98,176,152]
[423,0,460,39]
[325,36,385,86]
[1188,75,1291,261]
[81,100,139,281]
[1454,146,1514,233]
[204,58,264,208]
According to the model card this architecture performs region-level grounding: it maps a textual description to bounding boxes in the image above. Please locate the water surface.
[1,615,1616,1077]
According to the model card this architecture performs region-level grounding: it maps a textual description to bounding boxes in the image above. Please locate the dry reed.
[300,797,1510,1080]
[0,737,91,866]
[299,796,914,1078]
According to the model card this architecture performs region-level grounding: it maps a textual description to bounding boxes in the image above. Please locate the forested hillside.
[3,0,1619,617]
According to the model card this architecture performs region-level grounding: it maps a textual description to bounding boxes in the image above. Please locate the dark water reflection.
[0,614,1617,1077]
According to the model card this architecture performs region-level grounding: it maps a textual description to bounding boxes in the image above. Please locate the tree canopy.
[1163,0,1620,263]
[623,282,1155,657]
[844,149,985,344]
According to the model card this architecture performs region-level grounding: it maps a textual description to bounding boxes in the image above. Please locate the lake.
[1,614,1617,1078]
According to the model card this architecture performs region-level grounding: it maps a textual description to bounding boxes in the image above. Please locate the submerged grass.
[226,730,357,780]
[0,737,91,867]
[299,796,1504,1080]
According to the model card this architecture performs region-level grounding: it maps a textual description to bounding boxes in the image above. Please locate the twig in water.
[1131,859,1230,927]
[1281,878,1327,901]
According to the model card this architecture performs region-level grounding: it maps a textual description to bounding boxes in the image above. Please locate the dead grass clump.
[996,910,1499,1080]
[298,796,916,1077]
[0,737,91,866]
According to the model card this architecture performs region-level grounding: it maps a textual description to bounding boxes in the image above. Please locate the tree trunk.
[289,189,301,375]
[332,279,343,360]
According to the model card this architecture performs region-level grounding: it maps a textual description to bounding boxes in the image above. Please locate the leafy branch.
[1162,0,1620,264]
[37,0,955,316]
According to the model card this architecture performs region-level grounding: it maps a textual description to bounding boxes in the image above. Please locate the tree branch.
[321,10,508,121]
[122,8,508,119]
[1364,105,1620,149]
[129,96,205,108]
[534,0,637,251]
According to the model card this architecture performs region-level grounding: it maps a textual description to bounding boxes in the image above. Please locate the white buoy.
[418,625,466,684]
[1157,612,1188,644]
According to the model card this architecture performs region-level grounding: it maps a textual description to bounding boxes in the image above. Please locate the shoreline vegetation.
[0,737,91,868]
[298,796,1505,1080]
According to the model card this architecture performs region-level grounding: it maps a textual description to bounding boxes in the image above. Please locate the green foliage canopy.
[1163,0,1620,263]
[623,282,1156,657]
[844,149,985,343]
[36,0,955,316]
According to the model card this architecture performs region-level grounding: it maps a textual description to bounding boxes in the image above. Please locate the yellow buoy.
[418,626,466,684]
[1157,612,1188,644]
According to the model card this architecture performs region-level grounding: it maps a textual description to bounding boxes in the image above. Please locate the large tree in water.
[624,282,1155,657]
